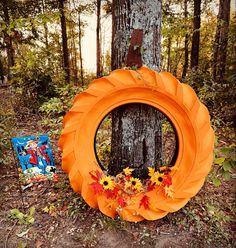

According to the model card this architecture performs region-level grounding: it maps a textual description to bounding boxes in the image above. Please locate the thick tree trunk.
[212,0,231,81]
[96,0,102,77]
[3,0,14,80]
[110,104,163,179]
[190,0,201,70]
[78,13,84,85]
[59,0,70,83]
[110,0,162,179]
[112,0,161,71]
[182,0,189,79]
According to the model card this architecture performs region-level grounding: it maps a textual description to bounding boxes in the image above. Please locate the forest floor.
[0,86,235,248]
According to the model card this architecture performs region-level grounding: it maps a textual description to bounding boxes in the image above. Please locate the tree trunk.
[212,0,231,81]
[167,36,171,71]
[71,23,79,84]
[59,0,70,83]
[78,13,84,85]
[41,0,50,59]
[96,0,102,77]
[190,0,201,70]
[173,39,179,76]
[43,22,50,57]
[0,55,4,83]
[182,0,189,79]
[2,0,14,80]
[110,0,162,179]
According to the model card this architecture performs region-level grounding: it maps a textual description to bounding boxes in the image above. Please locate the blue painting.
[11,135,58,183]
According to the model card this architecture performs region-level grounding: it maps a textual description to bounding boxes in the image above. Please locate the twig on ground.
[4,220,18,248]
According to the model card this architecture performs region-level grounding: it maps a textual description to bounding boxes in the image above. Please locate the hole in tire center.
[94,103,179,178]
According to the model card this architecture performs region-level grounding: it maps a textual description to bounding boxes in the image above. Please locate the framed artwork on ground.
[11,135,58,184]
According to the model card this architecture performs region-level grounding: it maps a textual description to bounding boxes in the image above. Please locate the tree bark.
[0,55,4,83]
[182,0,189,79]
[190,0,201,70]
[212,0,231,81]
[71,23,79,84]
[59,0,70,83]
[110,0,162,179]
[78,13,84,85]
[167,36,171,71]
[173,38,179,76]
[112,0,161,71]
[96,0,102,77]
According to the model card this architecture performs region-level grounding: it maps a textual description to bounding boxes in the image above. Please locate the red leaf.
[117,196,127,208]
[139,195,150,209]
[146,179,155,191]
[163,174,172,187]
[147,184,156,191]
[89,170,102,182]
[53,174,59,182]
[106,187,118,199]
[90,182,104,194]
[125,175,132,181]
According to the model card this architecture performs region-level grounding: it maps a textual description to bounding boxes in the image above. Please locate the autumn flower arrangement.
[90,165,176,210]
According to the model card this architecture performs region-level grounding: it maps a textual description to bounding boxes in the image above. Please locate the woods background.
[0,0,235,247]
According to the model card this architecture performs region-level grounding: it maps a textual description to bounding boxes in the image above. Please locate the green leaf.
[214,157,225,165]
[231,161,236,169]
[10,208,21,216]
[222,162,231,171]
[222,171,231,181]
[17,241,27,248]
[28,207,35,217]
[212,177,221,186]
[220,147,230,155]
[26,217,34,224]
[16,212,24,220]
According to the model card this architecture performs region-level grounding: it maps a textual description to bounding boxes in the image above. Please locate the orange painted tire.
[59,67,214,222]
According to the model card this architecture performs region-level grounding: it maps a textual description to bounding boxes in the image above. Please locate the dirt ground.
[0,86,235,248]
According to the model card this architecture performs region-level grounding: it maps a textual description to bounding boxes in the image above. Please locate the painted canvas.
[11,135,58,184]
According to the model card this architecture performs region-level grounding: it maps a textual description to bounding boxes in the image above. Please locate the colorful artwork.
[11,135,58,184]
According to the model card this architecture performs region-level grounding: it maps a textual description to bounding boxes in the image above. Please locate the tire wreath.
[59,67,214,222]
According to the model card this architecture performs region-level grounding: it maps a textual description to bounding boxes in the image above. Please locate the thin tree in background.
[110,0,163,179]
[72,0,86,85]
[182,0,189,79]
[59,0,70,83]
[41,0,50,59]
[70,21,79,84]
[167,36,171,71]
[2,0,14,80]
[96,0,102,77]
[190,0,201,70]
[0,55,4,83]
[212,0,231,81]
[78,13,84,85]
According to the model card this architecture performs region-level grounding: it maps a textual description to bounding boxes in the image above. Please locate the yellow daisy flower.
[164,185,174,198]
[150,171,164,185]
[124,181,132,191]
[160,166,168,171]
[99,176,115,190]
[130,178,143,192]
[123,167,134,175]
[170,166,178,171]
[148,167,155,177]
